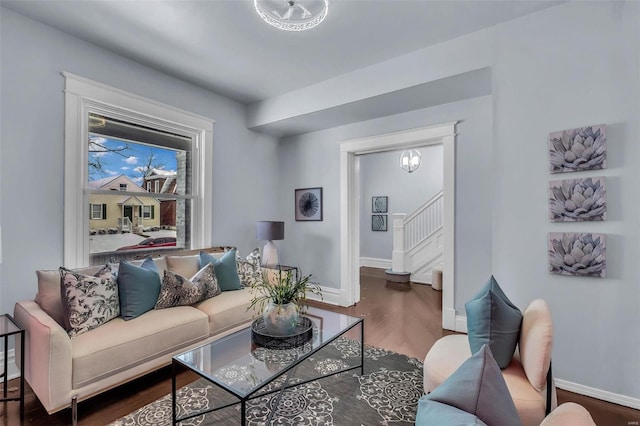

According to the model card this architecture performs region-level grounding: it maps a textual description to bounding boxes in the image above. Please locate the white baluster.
[392,213,407,273]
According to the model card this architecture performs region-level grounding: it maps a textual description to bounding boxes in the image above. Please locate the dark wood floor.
[2,267,638,425]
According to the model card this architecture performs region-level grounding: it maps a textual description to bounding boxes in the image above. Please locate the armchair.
[423,299,556,426]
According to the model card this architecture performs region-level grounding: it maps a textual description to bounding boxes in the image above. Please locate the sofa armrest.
[14,300,73,414]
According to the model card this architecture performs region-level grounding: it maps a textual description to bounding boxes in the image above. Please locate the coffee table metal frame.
[171,308,364,425]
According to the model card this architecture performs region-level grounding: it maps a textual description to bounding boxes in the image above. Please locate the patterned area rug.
[109,338,423,425]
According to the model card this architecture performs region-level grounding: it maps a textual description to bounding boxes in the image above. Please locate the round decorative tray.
[251,316,313,349]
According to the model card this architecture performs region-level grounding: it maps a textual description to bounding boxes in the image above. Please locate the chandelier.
[399,149,422,173]
[254,0,329,32]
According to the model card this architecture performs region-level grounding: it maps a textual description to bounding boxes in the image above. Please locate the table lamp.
[256,221,285,266]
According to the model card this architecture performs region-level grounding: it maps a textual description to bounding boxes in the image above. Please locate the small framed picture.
[372,214,387,231]
[295,187,323,221]
[372,196,388,213]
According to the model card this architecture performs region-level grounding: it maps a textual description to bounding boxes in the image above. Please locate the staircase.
[388,191,444,284]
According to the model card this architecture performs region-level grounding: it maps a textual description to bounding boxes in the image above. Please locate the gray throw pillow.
[117,257,161,320]
[424,344,522,426]
[465,276,522,368]
[416,398,488,425]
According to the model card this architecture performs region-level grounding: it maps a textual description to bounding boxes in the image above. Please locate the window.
[90,203,106,220]
[155,180,160,193]
[141,205,154,219]
[64,72,214,268]
[146,181,152,192]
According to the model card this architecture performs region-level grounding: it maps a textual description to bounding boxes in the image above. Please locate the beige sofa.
[13,250,257,420]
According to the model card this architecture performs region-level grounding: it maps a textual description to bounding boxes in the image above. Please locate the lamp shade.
[256,221,285,241]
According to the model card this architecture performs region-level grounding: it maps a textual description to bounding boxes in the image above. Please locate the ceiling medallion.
[254,0,329,32]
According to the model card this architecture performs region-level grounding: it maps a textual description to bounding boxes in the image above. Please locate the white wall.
[0,9,280,313]
[359,146,443,260]
[490,1,640,402]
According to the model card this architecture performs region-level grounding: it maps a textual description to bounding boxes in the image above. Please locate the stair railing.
[391,191,443,273]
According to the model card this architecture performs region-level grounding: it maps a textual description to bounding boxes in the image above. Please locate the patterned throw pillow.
[236,248,262,287]
[59,263,120,337]
[155,263,220,309]
[197,263,221,299]
[243,248,262,269]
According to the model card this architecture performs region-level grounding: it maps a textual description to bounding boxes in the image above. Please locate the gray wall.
[0,9,280,313]
[490,1,640,399]
[359,146,444,260]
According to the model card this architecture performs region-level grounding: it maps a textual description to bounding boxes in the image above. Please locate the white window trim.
[63,72,214,268]
[90,204,104,220]
[142,205,153,219]
[155,180,160,193]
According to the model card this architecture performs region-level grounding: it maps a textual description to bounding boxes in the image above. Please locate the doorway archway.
[339,121,457,330]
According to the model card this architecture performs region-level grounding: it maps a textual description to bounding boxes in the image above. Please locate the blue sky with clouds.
[88,136,178,185]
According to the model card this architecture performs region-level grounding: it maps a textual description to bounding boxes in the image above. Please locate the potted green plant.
[249,269,322,336]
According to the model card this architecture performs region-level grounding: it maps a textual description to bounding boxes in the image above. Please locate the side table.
[266,265,299,278]
[0,314,24,421]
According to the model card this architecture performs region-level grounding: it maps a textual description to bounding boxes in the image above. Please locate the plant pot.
[263,301,299,336]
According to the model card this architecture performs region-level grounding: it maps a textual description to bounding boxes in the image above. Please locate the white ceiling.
[2,0,562,105]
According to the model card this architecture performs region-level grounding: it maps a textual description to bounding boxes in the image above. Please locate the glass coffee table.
[171,307,363,425]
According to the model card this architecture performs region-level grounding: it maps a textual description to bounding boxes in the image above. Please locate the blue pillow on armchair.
[417,345,521,426]
[465,276,522,368]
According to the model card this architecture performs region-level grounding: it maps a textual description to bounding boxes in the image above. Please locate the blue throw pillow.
[416,399,488,425]
[118,257,161,320]
[199,249,242,291]
[423,345,521,426]
[465,276,522,368]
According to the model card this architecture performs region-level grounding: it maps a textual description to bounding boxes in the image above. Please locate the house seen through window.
[88,113,191,259]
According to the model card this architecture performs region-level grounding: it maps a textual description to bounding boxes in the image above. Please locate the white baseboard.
[455,315,468,333]
[555,379,640,410]
[359,257,391,269]
[0,349,19,380]
[442,307,457,331]
[307,285,343,306]
[411,272,433,285]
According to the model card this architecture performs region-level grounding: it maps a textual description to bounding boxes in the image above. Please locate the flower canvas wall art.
[548,232,606,278]
[549,124,606,173]
[549,177,606,222]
